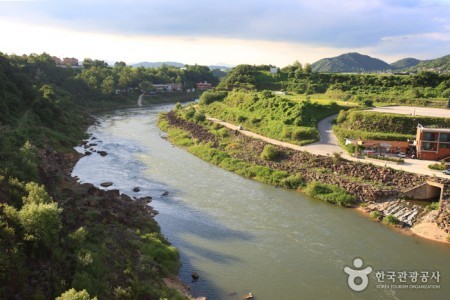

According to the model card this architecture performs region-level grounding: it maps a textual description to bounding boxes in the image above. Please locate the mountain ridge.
[311,52,449,73]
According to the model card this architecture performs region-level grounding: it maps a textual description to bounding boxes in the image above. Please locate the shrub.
[335,109,348,124]
[303,182,356,207]
[426,202,440,211]
[280,175,305,189]
[56,288,97,300]
[199,90,228,105]
[370,211,381,220]
[18,202,62,249]
[428,162,446,171]
[174,102,182,110]
[382,214,400,225]
[260,144,281,161]
[184,107,196,119]
[193,111,206,123]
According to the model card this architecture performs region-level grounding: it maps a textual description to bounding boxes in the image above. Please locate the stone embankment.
[163,112,450,235]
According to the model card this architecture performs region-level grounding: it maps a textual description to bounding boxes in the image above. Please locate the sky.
[0,0,449,67]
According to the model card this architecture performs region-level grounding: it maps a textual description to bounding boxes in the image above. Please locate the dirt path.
[138,93,144,107]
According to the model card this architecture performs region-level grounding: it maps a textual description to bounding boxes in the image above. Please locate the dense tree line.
[1,52,206,299]
[213,63,450,102]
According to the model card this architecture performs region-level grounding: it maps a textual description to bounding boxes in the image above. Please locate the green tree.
[18,202,62,248]
[56,288,97,300]
[304,63,312,74]
[22,182,53,205]
[139,81,154,92]
[101,76,115,95]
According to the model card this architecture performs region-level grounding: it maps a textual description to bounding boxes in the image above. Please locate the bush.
[18,202,62,249]
[370,211,381,220]
[426,202,440,211]
[193,111,206,123]
[56,288,97,300]
[280,175,305,189]
[184,107,196,119]
[260,144,281,161]
[428,162,446,170]
[303,182,356,207]
[382,214,400,225]
[199,90,228,105]
[335,109,348,124]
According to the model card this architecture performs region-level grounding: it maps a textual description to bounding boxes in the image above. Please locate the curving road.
[207,105,450,178]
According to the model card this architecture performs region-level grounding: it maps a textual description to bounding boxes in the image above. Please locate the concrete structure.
[416,124,450,160]
[196,81,212,90]
[270,67,278,74]
[403,181,444,202]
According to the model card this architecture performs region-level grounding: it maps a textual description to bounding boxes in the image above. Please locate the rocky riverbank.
[161,110,450,244]
[36,136,191,298]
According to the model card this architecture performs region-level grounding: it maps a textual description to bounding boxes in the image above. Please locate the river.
[72,105,449,300]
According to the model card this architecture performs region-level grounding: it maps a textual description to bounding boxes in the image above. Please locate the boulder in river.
[191,272,200,281]
[100,182,113,187]
[133,187,140,192]
[161,191,169,197]
[84,151,92,155]
[98,151,108,157]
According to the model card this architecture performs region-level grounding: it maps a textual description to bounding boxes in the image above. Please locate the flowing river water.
[72,105,449,300]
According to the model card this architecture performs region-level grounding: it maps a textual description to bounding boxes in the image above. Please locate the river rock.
[84,151,92,155]
[100,182,113,187]
[98,151,108,157]
[133,187,140,192]
[161,191,169,196]
[191,272,200,280]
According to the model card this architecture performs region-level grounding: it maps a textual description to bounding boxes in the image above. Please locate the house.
[356,138,409,155]
[196,81,212,90]
[63,57,79,66]
[416,124,450,160]
[152,83,182,92]
[270,67,278,74]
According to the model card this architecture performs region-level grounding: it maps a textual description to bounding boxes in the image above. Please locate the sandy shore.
[411,210,449,244]
[356,206,449,244]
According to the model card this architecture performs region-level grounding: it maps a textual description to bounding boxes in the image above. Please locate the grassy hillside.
[0,53,190,299]
[201,90,343,145]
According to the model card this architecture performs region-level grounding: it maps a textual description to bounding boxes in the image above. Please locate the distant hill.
[412,54,450,72]
[131,61,185,68]
[312,52,392,73]
[131,62,232,71]
[390,58,421,70]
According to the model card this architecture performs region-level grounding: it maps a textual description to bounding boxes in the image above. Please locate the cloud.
[1,0,449,63]
[1,0,448,47]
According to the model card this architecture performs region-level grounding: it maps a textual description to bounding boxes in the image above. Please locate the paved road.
[206,113,449,179]
[302,114,342,156]
[367,106,450,118]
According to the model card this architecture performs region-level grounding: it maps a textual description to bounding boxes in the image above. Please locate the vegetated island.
[157,63,450,244]
[0,53,220,299]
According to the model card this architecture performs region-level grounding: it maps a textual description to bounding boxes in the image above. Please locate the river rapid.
[72,105,449,300]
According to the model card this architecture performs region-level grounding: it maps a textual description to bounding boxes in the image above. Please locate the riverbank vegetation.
[158,109,431,207]
[0,52,211,299]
